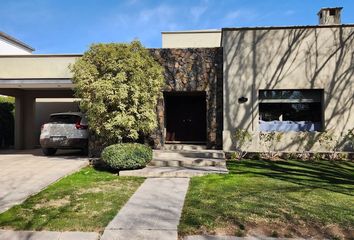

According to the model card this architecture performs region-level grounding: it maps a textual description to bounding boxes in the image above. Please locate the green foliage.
[101,143,152,170]
[0,96,15,148]
[311,152,323,161]
[344,128,354,150]
[229,152,239,160]
[259,132,283,159]
[259,131,281,144]
[318,131,336,150]
[0,96,15,104]
[233,128,253,160]
[71,41,164,144]
[234,128,252,148]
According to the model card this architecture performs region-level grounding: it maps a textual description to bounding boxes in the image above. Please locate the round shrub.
[101,143,152,170]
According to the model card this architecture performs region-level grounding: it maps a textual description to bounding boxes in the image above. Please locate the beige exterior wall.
[223,26,354,152]
[162,30,221,48]
[0,55,79,79]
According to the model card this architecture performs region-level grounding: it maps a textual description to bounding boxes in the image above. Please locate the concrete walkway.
[0,230,99,240]
[0,149,88,213]
[101,178,190,240]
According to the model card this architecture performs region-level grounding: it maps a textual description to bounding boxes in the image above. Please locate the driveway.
[0,149,89,214]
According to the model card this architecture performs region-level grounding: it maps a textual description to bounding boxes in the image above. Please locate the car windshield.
[49,115,81,124]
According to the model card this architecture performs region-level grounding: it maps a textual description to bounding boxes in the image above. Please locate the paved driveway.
[0,149,89,213]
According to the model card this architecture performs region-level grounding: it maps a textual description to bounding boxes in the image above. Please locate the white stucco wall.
[162,30,221,48]
[0,37,32,55]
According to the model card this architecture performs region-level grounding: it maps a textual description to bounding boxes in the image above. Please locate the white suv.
[40,112,89,156]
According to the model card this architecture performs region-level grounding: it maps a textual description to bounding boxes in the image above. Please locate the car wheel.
[42,148,57,156]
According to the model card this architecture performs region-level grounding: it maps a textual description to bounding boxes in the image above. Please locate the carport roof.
[0,54,81,90]
[0,54,81,78]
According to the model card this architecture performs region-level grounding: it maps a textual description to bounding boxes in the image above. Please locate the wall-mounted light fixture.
[238,97,248,104]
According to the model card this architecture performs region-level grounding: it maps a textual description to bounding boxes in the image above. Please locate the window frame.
[258,89,324,132]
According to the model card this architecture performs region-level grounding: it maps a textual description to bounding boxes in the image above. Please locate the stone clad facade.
[150,48,223,149]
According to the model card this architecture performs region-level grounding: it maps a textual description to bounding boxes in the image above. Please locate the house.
[0,7,353,152]
[0,31,34,55]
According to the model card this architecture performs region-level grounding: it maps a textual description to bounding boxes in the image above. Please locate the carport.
[0,54,81,149]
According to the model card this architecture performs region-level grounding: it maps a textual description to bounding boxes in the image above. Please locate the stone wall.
[150,48,223,149]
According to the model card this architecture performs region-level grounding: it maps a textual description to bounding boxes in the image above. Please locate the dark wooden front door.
[165,93,206,142]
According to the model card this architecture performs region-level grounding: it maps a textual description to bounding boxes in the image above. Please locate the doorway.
[164,92,207,143]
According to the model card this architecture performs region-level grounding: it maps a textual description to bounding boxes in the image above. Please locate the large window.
[259,90,323,132]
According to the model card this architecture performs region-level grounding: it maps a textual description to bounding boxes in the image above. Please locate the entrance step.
[153,149,225,159]
[120,149,228,177]
[163,144,206,151]
[119,166,228,178]
[150,157,226,167]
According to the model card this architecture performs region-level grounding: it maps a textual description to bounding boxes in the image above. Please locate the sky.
[1,0,354,54]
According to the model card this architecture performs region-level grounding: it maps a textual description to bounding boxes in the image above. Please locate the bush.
[0,96,15,148]
[101,143,152,170]
[71,41,164,145]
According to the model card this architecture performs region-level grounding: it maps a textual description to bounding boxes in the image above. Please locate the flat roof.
[0,54,82,58]
[162,29,221,34]
[222,24,354,31]
[0,31,35,52]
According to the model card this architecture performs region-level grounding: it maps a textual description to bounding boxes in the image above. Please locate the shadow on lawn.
[92,160,118,174]
[228,160,354,196]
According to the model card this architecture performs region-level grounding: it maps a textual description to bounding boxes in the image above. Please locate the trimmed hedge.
[101,143,152,170]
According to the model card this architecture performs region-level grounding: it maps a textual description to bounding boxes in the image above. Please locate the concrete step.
[119,166,228,178]
[163,144,207,151]
[149,157,226,167]
[153,150,225,160]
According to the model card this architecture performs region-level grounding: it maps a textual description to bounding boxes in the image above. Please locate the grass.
[0,167,144,232]
[179,159,354,239]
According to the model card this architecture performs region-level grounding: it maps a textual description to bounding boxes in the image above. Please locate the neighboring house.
[0,7,353,152]
[0,32,34,55]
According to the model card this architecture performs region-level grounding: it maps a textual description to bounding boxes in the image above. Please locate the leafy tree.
[71,41,164,144]
[0,96,15,148]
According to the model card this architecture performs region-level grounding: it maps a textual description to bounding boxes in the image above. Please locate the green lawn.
[0,167,144,232]
[179,159,354,239]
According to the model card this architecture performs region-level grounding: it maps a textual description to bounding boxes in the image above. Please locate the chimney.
[318,7,343,25]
